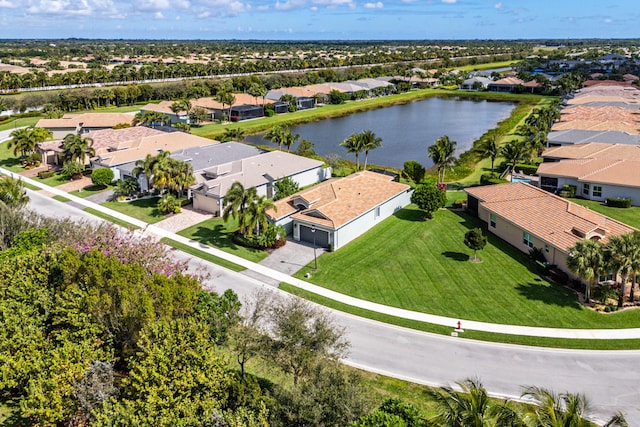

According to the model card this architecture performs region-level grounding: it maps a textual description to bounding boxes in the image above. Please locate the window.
[490,213,496,228]
[599,271,614,282]
[544,244,550,253]
[593,185,602,198]
[374,206,381,219]
[583,183,590,196]
[523,232,534,249]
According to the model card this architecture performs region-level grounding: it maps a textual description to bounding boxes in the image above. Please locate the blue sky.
[0,0,637,40]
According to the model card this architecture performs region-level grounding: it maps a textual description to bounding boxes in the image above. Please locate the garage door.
[299,225,329,248]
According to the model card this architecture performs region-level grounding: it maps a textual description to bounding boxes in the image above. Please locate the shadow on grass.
[0,157,20,169]
[515,282,582,309]
[189,224,241,251]
[442,251,470,262]
[393,206,427,222]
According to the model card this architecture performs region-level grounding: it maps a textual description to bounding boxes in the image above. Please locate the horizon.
[0,1,638,40]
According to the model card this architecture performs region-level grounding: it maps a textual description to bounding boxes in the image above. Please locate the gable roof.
[547,129,640,145]
[542,142,640,161]
[465,182,634,252]
[140,101,187,115]
[269,171,410,230]
[537,158,640,188]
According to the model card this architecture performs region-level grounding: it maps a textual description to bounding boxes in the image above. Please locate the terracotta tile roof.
[191,94,273,110]
[582,80,636,88]
[551,120,640,134]
[567,95,640,105]
[559,105,640,123]
[465,183,634,252]
[269,171,410,230]
[538,158,640,188]
[36,113,134,129]
[490,77,525,85]
[542,142,640,161]
[140,101,186,115]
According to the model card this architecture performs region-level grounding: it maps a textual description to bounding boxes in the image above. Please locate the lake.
[245,97,516,169]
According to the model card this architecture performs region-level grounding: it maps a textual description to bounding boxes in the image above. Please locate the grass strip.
[279,283,640,350]
[83,207,140,230]
[52,195,71,202]
[160,237,246,272]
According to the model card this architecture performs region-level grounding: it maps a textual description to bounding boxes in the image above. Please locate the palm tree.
[222,181,257,236]
[500,140,526,175]
[246,195,276,236]
[429,135,457,184]
[360,130,382,170]
[223,127,246,142]
[428,378,524,427]
[604,233,637,308]
[476,134,500,177]
[266,125,286,150]
[7,127,52,160]
[521,386,627,427]
[215,91,235,122]
[567,239,605,303]
[60,134,96,164]
[340,133,364,170]
[132,151,170,191]
[113,178,139,197]
[0,176,29,209]
[281,128,300,153]
[132,110,169,127]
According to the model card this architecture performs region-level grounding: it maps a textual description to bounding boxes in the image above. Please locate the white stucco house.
[268,171,412,251]
[190,150,330,215]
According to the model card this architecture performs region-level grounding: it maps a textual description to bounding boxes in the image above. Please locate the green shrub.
[606,197,632,208]
[513,163,539,175]
[37,170,55,179]
[451,199,466,208]
[61,161,84,179]
[480,173,508,185]
[559,184,576,198]
[91,168,114,187]
[232,224,286,249]
[157,194,181,214]
[593,284,619,305]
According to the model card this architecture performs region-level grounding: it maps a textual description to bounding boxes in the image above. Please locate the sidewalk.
[4,164,640,340]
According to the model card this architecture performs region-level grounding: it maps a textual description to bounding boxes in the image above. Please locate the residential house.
[36,113,134,139]
[465,182,634,279]
[487,77,525,93]
[139,101,189,125]
[459,77,492,90]
[268,171,412,250]
[547,129,640,147]
[191,150,329,215]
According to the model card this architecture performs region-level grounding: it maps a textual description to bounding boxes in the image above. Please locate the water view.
[245,97,516,169]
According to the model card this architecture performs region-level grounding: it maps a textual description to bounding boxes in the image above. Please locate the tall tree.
[281,128,300,152]
[476,134,501,177]
[605,233,638,307]
[340,133,364,170]
[360,129,382,170]
[567,239,605,303]
[428,135,457,184]
[499,140,527,174]
[60,134,96,164]
[266,125,286,150]
[8,127,52,160]
[222,181,257,236]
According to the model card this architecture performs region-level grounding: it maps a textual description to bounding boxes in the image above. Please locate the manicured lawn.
[101,197,167,224]
[569,198,640,230]
[0,117,40,132]
[84,207,140,229]
[69,184,113,199]
[161,238,246,272]
[52,195,71,202]
[177,218,268,263]
[0,139,24,172]
[445,190,467,207]
[32,172,70,187]
[293,206,640,329]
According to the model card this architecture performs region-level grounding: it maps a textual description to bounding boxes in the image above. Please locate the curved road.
[22,191,640,425]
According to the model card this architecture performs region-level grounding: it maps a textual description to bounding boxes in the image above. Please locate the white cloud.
[441,0,456,3]
[312,0,354,7]
[494,2,503,9]
[154,11,164,18]
[310,5,317,10]
[0,0,20,8]
[275,0,305,10]
[364,1,383,8]
[604,18,612,23]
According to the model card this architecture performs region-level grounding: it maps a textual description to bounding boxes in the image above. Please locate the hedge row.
[606,197,632,208]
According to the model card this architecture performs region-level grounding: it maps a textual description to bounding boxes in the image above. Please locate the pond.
[245,97,516,169]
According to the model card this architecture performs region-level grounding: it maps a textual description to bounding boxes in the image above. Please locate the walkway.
[4,164,640,340]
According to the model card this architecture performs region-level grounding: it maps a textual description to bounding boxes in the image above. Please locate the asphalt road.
[24,190,640,425]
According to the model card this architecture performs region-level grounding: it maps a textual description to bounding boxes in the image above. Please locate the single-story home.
[537,158,640,205]
[191,150,329,215]
[465,182,634,279]
[139,101,189,125]
[268,171,412,251]
[487,77,525,93]
[547,129,640,147]
[36,113,135,139]
[459,77,492,91]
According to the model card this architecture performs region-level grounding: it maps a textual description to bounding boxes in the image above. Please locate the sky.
[0,0,638,40]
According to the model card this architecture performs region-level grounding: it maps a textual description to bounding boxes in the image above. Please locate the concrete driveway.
[259,237,326,275]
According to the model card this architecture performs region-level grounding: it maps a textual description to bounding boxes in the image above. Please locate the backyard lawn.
[294,206,640,329]
[569,198,640,230]
[101,197,167,224]
[177,218,268,263]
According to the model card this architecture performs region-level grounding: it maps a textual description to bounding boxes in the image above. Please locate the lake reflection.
[245,97,516,169]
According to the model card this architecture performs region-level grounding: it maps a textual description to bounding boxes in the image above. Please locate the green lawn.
[0,117,40,132]
[161,238,247,272]
[84,207,140,229]
[31,172,70,187]
[0,139,24,172]
[177,218,268,263]
[569,198,640,229]
[293,206,640,329]
[52,195,71,203]
[101,197,167,224]
[69,184,113,199]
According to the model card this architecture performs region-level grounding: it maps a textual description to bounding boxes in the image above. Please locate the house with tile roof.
[487,77,525,93]
[191,150,329,215]
[268,171,412,250]
[465,183,634,277]
[139,101,190,125]
[547,129,640,147]
[36,113,135,139]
